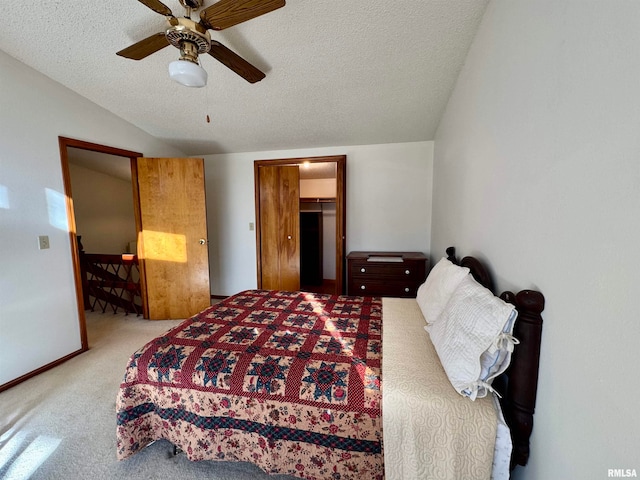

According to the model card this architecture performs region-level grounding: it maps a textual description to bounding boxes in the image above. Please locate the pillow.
[426,274,518,400]
[416,257,470,324]
[479,308,518,388]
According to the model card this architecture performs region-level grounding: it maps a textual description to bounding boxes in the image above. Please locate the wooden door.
[257,165,300,290]
[255,156,346,295]
[134,157,211,319]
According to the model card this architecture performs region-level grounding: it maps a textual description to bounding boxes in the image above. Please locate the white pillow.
[416,257,470,324]
[426,274,518,401]
[479,308,518,387]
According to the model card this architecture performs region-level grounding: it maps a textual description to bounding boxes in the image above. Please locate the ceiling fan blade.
[207,40,266,83]
[137,0,174,17]
[117,32,170,60]
[200,0,285,30]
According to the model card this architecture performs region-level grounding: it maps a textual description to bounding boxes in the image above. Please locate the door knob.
[287,235,292,240]
[199,238,207,245]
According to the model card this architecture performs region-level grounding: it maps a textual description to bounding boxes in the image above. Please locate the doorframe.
[58,137,143,350]
[254,155,346,294]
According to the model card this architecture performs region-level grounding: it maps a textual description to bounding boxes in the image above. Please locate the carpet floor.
[0,311,297,480]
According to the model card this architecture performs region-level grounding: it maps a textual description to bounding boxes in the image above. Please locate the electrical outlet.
[38,235,50,250]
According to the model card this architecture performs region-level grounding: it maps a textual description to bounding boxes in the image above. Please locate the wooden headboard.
[445,247,544,471]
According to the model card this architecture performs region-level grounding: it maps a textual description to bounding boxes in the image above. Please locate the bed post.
[501,290,545,470]
[445,246,457,263]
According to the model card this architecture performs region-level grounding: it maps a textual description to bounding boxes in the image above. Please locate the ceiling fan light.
[168,59,207,88]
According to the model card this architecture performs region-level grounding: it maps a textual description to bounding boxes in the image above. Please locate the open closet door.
[134,157,210,319]
[257,165,300,291]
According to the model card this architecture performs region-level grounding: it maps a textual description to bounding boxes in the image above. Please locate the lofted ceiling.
[67,146,336,180]
[0,0,488,156]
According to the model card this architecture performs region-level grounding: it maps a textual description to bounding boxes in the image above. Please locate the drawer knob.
[361,267,366,273]
[405,269,411,275]
[360,285,366,290]
[405,287,410,292]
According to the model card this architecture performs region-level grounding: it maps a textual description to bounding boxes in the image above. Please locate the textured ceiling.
[0,0,488,155]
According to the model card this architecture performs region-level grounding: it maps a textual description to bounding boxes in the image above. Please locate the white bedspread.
[382,297,505,480]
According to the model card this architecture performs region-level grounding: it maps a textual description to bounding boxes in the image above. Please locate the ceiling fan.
[117,0,285,87]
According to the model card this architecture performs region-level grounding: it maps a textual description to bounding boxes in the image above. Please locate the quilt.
[116,289,384,480]
[381,297,499,480]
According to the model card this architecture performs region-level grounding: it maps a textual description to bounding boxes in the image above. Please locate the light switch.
[38,235,50,250]
[249,222,255,231]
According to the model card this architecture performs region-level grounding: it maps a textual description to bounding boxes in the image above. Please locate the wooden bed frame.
[445,247,544,471]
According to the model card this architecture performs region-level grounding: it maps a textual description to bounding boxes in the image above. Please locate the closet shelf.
[300,197,335,203]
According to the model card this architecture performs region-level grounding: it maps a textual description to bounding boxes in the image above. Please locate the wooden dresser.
[347,251,429,298]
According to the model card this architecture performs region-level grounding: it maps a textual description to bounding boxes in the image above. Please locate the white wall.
[0,50,184,385]
[69,164,137,254]
[321,203,337,280]
[203,142,433,295]
[432,1,640,478]
[300,178,336,198]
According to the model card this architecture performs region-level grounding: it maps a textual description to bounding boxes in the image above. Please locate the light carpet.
[0,311,297,480]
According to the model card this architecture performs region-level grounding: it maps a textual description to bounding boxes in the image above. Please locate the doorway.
[254,155,346,295]
[59,137,143,351]
[61,139,212,332]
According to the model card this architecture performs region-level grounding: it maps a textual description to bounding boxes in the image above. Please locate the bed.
[116,247,544,479]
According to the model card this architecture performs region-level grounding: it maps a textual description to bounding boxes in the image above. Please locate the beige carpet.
[0,311,296,480]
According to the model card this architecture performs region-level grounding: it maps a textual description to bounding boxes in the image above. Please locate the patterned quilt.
[116,289,384,480]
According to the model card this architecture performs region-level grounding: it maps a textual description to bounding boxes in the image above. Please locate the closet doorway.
[254,155,346,295]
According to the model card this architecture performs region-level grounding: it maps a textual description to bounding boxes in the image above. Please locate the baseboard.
[0,347,87,393]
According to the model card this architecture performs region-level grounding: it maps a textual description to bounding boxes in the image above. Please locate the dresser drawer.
[349,277,420,297]
[350,262,422,279]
